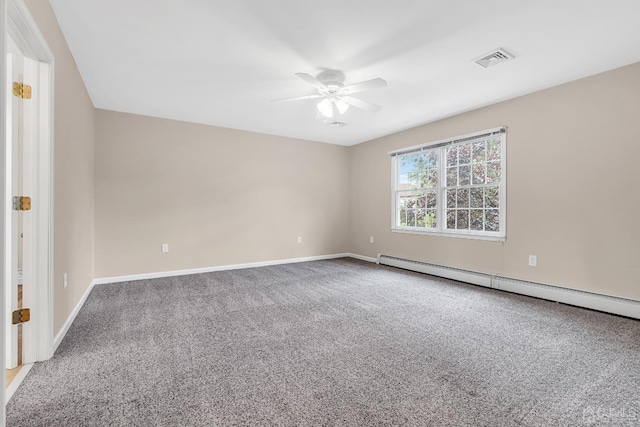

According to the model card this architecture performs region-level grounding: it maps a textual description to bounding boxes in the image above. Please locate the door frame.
[1,0,54,418]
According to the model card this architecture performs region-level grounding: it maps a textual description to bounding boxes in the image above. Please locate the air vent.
[473,48,514,68]
[326,121,348,128]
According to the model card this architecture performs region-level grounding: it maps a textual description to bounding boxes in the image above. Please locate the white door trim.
[1,0,54,419]
[0,0,8,420]
[4,45,19,370]
[6,0,55,361]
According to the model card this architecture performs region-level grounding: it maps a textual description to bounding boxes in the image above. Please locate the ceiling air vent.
[326,121,348,128]
[473,48,514,68]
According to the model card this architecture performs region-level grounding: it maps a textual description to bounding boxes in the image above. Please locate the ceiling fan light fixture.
[317,98,334,118]
[335,99,349,115]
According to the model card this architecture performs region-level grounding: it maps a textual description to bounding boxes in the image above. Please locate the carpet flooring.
[6,258,640,426]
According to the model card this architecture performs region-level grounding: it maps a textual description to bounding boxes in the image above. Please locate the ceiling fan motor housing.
[317,70,346,84]
[317,70,346,96]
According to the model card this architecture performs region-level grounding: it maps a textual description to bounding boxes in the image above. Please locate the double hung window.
[391,128,506,240]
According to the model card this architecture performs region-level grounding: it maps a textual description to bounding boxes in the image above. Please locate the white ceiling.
[48,0,640,146]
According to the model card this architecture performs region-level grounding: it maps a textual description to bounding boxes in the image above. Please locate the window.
[391,128,506,240]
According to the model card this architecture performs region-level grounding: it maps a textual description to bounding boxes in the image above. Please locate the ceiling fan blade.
[271,94,324,102]
[341,96,382,112]
[340,78,387,95]
[295,73,327,90]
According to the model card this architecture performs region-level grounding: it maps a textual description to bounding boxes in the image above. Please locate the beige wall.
[94,110,350,278]
[25,0,95,334]
[349,62,640,301]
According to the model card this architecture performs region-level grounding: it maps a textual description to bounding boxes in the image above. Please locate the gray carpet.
[7,258,640,426]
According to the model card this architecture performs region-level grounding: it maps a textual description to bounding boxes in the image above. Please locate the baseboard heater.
[377,254,640,320]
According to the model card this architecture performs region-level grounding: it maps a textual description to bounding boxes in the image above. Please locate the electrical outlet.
[528,255,537,267]
[297,236,302,244]
[64,273,68,289]
[370,236,374,243]
[162,243,169,253]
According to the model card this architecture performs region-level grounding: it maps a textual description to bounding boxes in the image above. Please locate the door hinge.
[13,196,31,211]
[12,308,30,325]
[13,82,32,99]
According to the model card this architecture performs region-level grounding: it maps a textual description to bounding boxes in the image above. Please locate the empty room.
[2,0,640,426]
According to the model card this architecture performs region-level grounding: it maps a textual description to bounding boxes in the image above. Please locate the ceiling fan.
[273,70,387,119]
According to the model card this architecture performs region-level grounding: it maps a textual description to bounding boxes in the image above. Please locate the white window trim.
[390,127,507,242]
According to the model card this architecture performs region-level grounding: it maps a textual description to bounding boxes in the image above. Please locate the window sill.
[391,227,505,242]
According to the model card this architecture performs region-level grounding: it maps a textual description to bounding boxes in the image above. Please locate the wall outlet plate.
[528,255,537,267]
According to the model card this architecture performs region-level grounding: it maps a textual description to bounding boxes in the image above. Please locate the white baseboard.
[52,279,96,354]
[378,254,640,320]
[347,253,378,263]
[6,363,34,404]
[93,253,355,285]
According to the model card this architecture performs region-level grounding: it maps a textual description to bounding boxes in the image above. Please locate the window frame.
[390,127,507,242]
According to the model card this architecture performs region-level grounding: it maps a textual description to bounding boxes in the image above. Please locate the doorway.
[2,0,54,407]
[5,29,31,383]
